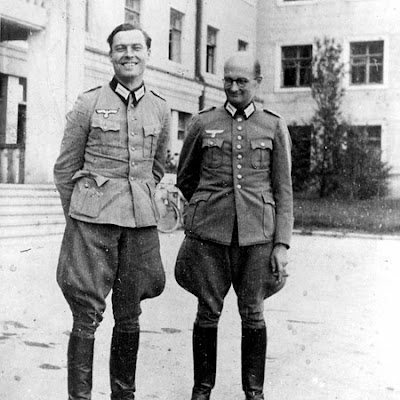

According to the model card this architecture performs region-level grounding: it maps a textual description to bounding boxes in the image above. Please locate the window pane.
[369,64,383,83]
[351,42,367,56]
[282,46,297,59]
[299,66,311,86]
[351,65,366,84]
[283,67,297,87]
[299,45,312,58]
[369,41,383,55]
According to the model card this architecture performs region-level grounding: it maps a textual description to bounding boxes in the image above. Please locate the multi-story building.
[1,0,400,197]
[0,0,258,184]
[257,0,400,197]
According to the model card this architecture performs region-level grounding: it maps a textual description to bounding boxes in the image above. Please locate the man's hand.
[271,243,289,283]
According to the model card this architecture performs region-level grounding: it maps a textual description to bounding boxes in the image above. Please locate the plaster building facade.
[257,0,400,197]
[0,0,258,184]
[1,0,400,196]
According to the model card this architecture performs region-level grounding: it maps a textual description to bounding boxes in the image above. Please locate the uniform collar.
[224,101,255,119]
[109,77,146,106]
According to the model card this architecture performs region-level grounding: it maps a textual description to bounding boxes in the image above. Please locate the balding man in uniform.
[175,52,293,400]
[54,23,170,400]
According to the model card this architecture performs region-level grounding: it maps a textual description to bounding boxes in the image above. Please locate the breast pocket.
[251,138,273,169]
[202,138,224,168]
[143,125,161,159]
[91,114,120,134]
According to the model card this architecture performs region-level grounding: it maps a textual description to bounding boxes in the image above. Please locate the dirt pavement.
[0,231,399,400]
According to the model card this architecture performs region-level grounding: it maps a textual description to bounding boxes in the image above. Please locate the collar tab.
[224,101,256,119]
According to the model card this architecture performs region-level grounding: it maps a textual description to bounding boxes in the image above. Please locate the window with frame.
[282,45,312,88]
[178,112,191,141]
[125,0,140,24]
[350,125,382,152]
[238,40,248,51]
[169,8,184,63]
[350,41,383,85]
[206,26,218,74]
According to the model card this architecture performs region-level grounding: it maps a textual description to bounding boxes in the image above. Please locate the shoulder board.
[150,89,166,101]
[84,85,102,94]
[263,108,282,118]
[199,106,216,114]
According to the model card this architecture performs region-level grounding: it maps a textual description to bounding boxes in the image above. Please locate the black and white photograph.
[0,0,399,399]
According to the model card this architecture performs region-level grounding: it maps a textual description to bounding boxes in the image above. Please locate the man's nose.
[230,81,240,91]
[125,47,136,57]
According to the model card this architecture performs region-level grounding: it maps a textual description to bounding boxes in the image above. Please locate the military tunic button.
[236,144,242,150]
[131,131,135,136]
[237,164,242,169]
[237,117,243,122]
[261,142,265,146]
[237,184,242,189]
[210,141,214,145]
[238,135,242,140]
[237,174,243,180]
[237,126,243,131]
[131,147,135,151]
[84,183,89,188]
[130,176,134,181]
[131,161,135,166]
[238,154,243,159]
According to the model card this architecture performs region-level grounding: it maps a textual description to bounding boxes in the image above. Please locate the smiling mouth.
[121,62,138,67]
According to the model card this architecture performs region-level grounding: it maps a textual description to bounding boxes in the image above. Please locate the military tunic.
[177,101,293,247]
[54,78,170,335]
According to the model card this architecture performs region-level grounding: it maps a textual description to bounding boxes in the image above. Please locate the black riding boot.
[191,324,218,400]
[67,334,95,400]
[110,329,140,400]
[241,327,267,400]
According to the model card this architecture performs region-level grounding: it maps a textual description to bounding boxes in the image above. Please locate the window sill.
[346,83,387,91]
[275,86,312,93]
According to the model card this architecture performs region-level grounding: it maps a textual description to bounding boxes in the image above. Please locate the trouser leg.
[110,329,140,400]
[67,334,95,400]
[191,324,218,400]
[241,327,267,400]
[57,220,120,399]
[109,227,165,400]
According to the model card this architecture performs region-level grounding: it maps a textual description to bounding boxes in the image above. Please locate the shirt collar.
[109,77,145,106]
[224,101,256,119]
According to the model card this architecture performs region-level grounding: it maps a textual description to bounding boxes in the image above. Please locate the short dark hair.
[107,23,152,50]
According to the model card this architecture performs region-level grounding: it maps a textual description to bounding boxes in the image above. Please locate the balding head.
[223,52,263,109]
[224,52,261,78]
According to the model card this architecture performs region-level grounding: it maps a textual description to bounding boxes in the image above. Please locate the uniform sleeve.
[53,92,95,217]
[271,117,294,247]
[176,116,203,202]
[152,103,171,184]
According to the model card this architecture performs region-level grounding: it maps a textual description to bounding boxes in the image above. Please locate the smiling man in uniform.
[175,52,293,400]
[54,23,170,399]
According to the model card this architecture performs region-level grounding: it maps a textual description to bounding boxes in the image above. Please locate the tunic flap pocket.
[262,192,275,206]
[202,138,224,148]
[91,115,120,132]
[251,138,273,150]
[143,125,161,137]
[192,192,212,203]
